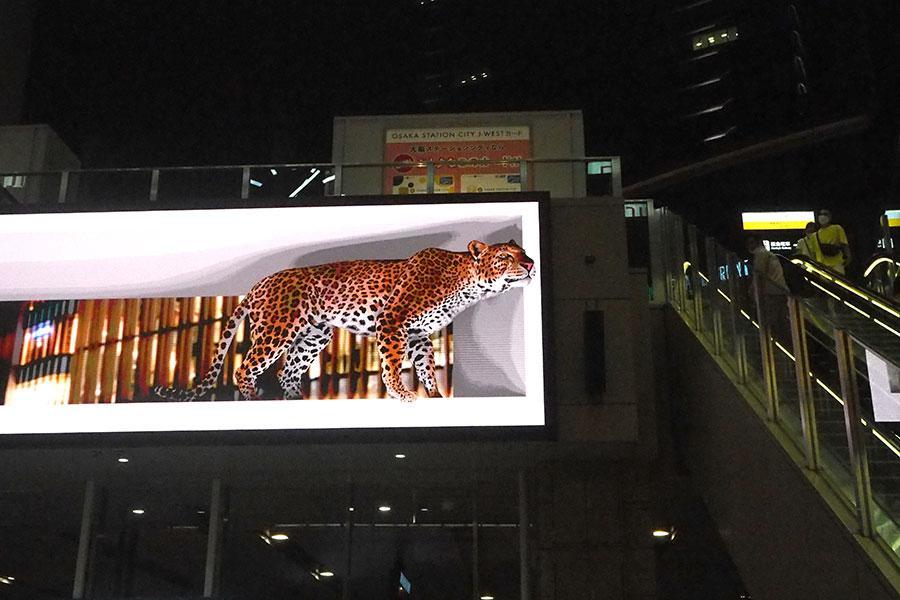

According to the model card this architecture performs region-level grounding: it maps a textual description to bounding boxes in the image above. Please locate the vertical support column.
[753,281,779,421]
[687,224,703,331]
[788,297,819,470]
[518,469,530,600]
[72,480,96,599]
[426,161,435,194]
[705,237,723,354]
[240,166,250,200]
[647,201,667,305]
[203,478,225,598]
[58,170,70,204]
[343,479,353,600]
[471,494,479,600]
[333,163,343,196]
[670,214,687,314]
[610,156,622,197]
[834,329,875,537]
[149,169,160,202]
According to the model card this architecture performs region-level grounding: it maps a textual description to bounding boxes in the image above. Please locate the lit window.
[691,26,738,51]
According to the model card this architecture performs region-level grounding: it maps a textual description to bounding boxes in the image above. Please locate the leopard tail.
[152,297,249,402]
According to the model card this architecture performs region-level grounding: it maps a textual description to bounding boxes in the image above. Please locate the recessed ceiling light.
[419,507,429,512]
[270,533,289,541]
[480,595,494,600]
[131,509,145,515]
[348,507,355,512]
[394,453,406,459]
[320,571,334,577]
[0,576,14,585]
[117,456,129,463]
[652,529,670,538]
[378,505,391,512]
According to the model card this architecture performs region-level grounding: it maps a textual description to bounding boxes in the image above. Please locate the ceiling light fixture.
[320,571,334,577]
[270,533,290,541]
[394,453,406,459]
[117,456,129,463]
[131,509,145,515]
[378,505,392,512]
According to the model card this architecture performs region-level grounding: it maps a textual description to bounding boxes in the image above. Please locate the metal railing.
[659,207,900,571]
[0,157,622,205]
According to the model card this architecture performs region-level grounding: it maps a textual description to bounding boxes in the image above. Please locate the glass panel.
[67,170,153,206]
[0,485,82,598]
[851,338,900,559]
[804,310,856,508]
[476,474,520,600]
[248,165,335,201]
[350,481,474,600]
[88,479,209,598]
[156,168,242,203]
[0,172,61,205]
[222,481,349,599]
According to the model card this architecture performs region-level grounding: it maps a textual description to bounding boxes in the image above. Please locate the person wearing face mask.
[814,209,850,274]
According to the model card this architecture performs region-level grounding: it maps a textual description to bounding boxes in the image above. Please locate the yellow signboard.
[741,211,815,231]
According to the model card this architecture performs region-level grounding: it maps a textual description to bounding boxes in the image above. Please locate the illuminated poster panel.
[865,348,900,422]
[383,126,531,195]
[0,198,546,435]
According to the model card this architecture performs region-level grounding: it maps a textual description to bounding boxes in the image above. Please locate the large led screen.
[0,197,547,435]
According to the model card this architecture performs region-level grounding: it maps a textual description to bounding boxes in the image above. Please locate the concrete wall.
[332,110,586,198]
[549,198,653,447]
[535,462,656,599]
[665,309,899,600]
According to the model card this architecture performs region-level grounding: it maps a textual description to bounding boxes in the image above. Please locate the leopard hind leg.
[278,323,333,399]
[236,315,309,400]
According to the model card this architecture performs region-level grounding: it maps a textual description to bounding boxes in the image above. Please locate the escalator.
[656,208,900,599]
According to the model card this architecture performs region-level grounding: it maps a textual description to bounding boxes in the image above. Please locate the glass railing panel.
[247,165,335,200]
[850,338,900,560]
[803,308,857,509]
[0,172,62,205]
[155,167,243,203]
[67,169,154,205]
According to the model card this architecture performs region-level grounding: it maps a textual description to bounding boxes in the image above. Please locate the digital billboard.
[0,196,547,435]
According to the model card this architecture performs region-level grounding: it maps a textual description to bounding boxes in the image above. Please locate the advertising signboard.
[0,196,548,436]
[383,126,531,195]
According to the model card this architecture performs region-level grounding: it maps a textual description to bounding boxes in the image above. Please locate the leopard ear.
[508,238,517,246]
[468,240,488,260]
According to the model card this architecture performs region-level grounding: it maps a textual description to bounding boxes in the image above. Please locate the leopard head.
[468,239,535,295]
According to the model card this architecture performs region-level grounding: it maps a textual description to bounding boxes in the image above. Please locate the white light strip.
[815,378,845,406]
[321,174,336,184]
[844,301,871,319]
[874,318,900,338]
[289,169,321,197]
[874,429,900,458]
[809,280,841,300]
[775,341,795,362]
[717,289,732,303]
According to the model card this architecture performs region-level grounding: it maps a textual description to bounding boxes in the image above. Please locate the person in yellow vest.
[794,221,819,259]
[813,209,850,275]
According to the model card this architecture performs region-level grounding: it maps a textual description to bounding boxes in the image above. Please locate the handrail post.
[57,170,70,203]
[240,166,250,200]
[834,329,875,537]
[726,251,749,382]
[788,296,819,469]
[753,279,779,421]
[687,224,703,331]
[705,237,723,354]
[149,169,159,202]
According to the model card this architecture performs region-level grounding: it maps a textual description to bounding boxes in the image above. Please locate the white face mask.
[817,214,830,226]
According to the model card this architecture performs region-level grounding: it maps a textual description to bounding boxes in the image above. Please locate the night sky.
[23,1,630,168]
